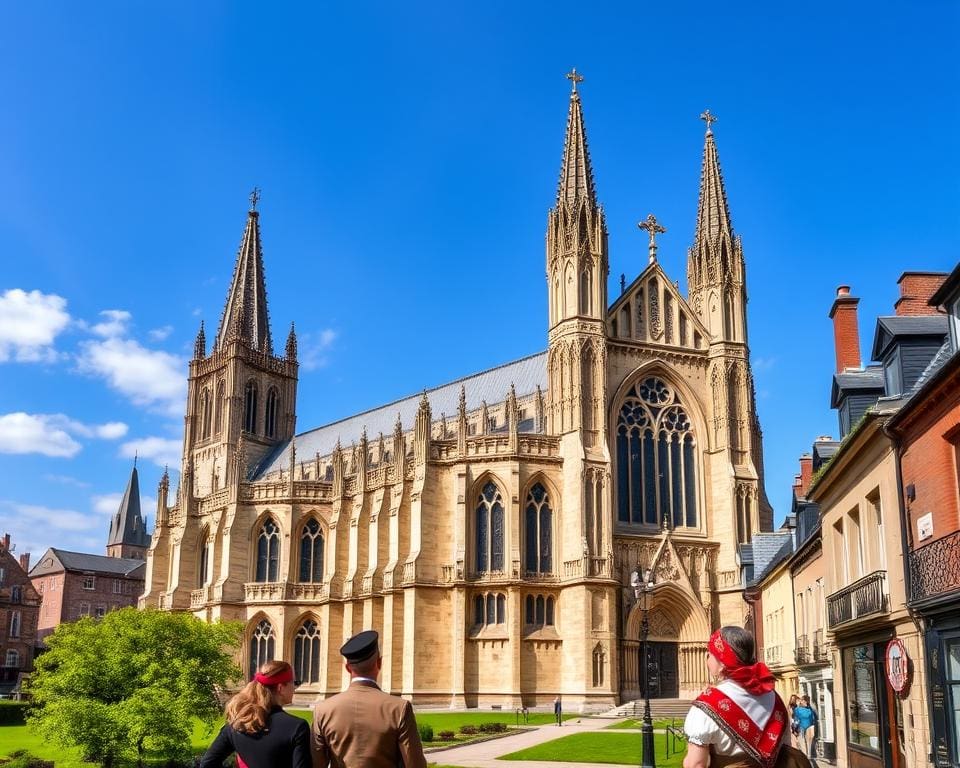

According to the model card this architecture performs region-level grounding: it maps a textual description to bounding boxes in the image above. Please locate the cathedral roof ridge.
[250,349,548,480]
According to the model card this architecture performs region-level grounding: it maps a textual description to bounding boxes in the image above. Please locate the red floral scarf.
[692,684,789,767]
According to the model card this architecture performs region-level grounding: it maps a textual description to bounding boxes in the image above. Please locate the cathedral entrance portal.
[639,642,679,699]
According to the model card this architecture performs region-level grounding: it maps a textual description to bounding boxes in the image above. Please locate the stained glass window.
[294,620,321,684]
[475,482,504,574]
[255,518,280,582]
[524,483,553,574]
[249,619,275,678]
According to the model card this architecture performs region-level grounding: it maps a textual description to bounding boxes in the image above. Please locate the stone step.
[603,698,692,721]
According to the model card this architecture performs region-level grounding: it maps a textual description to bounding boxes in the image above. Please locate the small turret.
[285,322,298,362]
[194,321,206,360]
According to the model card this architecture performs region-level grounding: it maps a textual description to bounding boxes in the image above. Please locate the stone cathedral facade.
[141,83,773,710]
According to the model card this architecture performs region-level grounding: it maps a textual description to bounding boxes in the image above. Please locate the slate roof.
[107,466,150,549]
[872,315,948,360]
[907,339,953,396]
[833,365,884,391]
[748,531,794,585]
[29,548,146,578]
[252,350,549,479]
[812,441,839,468]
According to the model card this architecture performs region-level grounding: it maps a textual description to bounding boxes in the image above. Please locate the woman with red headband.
[682,627,808,768]
[200,660,311,768]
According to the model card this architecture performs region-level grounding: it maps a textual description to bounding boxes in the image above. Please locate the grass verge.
[499,731,686,766]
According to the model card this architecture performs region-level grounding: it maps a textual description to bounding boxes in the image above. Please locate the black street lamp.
[630,567,656,768]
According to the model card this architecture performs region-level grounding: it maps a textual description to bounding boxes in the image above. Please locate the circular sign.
[885,638,910,693]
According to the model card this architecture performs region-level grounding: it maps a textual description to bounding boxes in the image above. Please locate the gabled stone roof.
[251,350,548,479]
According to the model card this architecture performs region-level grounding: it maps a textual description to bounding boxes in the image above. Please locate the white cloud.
[0,289,70,362]
[0,413,129,457]
[77,337,186,415]
[0,500,97,532]
[148,325,174,342]
[43,474,91,489]
[93,492,156,518]
[91,309,132,338]
[0,413,82,457]
[120,437,181,469]
[300,327,338,371]
[0,500,111,559]
[752,356,777,372]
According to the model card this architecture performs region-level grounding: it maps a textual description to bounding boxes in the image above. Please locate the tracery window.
[294,619,321,684]
[473,592,506,627]
[524,483,553,574]
[199,387,212,440]
[244,380,258,434]
[592,643,606,687]
[265,387,279,439]
[255,518,280,582]
[524,594,556,628]
[474,481,504,574]
[299,519,324,583]
[616,377,698,528]
[249,619,275,678]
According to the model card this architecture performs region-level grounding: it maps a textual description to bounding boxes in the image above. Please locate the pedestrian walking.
[788,694,801,749]
[312,630,427,768]
[554,695,562,725]
[200,660,311,768]
[793,695,818,759]
[681,626,812,768]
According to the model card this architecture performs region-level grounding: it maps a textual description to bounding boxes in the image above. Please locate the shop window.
[843,644,881,752]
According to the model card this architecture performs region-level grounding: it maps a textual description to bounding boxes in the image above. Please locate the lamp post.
[631,567,656,768]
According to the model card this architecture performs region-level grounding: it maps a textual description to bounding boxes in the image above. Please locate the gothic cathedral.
[141,80,773,709]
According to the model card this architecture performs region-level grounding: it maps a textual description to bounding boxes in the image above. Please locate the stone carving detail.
[649,280,663,339]
[647,609,679,639]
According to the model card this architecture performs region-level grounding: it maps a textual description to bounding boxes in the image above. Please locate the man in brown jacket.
[312,630,427,768]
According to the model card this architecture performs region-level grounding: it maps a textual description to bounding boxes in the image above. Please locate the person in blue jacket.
[793,694,818,758]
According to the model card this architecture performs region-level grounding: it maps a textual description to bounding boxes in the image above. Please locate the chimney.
[895,272,948,316]
[18,553,30,572]
[798,454,813,498]
[792,474,802,498]
[829,285,862,373]
[0,533,9,553]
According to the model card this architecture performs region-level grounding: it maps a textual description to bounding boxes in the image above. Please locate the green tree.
[27,608,242,768]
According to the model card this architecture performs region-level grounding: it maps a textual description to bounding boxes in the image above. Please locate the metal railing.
[826,570,887,629]
[764,645,781,664]
[910,530,960,604]
[795,634,810,664]
[813,628,827,661]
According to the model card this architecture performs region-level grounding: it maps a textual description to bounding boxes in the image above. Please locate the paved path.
[426,717,642,768]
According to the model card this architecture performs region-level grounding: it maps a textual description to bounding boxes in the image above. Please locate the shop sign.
[885,638,910,694]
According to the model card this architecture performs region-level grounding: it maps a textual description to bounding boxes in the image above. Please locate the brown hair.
[224,660,291,734]
[719,625,756,664]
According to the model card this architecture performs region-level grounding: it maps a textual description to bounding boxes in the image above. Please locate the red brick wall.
[0,546,41,679]
[33,570,144,641]
[895,272,948,317]
[899,366,960,547]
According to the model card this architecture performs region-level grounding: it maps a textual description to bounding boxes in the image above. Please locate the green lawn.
[605,717,682,729]
[499,731,686,766]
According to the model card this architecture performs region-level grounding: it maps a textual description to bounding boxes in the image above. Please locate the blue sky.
[0,2,957,561]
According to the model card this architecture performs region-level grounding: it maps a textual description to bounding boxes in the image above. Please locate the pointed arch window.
[265,387,279,439]
[524,483,553,574]
[616,377,699,529]
[214,381,225,435]
[200,387,212,440]
[294,619,321,684]
[524,593,556,629]
[255,518,280,582]
[198,536,210,586]
[473,592,506,628]
[592,643,606,687]
[249,619,275,678]
[299,519,324,583]
[474,481,504,574]
[244,381,259,434]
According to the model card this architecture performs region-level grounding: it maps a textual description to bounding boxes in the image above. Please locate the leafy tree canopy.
[28,608,241,767]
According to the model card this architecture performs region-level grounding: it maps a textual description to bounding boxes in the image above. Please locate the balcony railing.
[910,530,960,605]
[827,570,887,630]
[795,634,810,664]
[813,629,828,661]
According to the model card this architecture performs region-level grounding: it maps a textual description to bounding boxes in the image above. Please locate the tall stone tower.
[686,113,772,541]
[545,70,611,564]
[106,463,149,559]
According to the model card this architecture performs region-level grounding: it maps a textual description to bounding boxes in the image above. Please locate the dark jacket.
[200,707,312,768]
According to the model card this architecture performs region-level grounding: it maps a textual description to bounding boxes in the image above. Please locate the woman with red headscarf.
[200,660,312,768]
[683,627,809,768]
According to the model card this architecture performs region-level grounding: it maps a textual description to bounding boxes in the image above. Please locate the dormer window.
[883,347,903,397]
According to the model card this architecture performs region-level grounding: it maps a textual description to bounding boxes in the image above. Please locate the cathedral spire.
[215,190,273,354]
[555,69,598,210]
[692,110,734,250]
[106,463,149,558]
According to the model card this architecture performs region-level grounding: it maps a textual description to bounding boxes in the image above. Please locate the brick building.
[29,465,148,642]
[887,262,960,767]
[0,534,41,696]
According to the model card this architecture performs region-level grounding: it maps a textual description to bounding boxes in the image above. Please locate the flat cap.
[340,630,379,663]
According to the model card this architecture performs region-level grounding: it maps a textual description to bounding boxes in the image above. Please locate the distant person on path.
[554,695,562,725]
[788,694,801,748]
[793,695,818,758]
[682,626,811,768]
[200,660,312,768]
[312,630,427,768]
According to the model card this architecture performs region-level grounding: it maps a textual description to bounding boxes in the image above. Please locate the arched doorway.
[620,582,710,700]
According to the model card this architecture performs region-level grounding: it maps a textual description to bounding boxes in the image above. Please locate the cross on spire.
[638,213,667,264]
[249,187,261,211]
[565,68,584,93]
[700,109,717,135]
